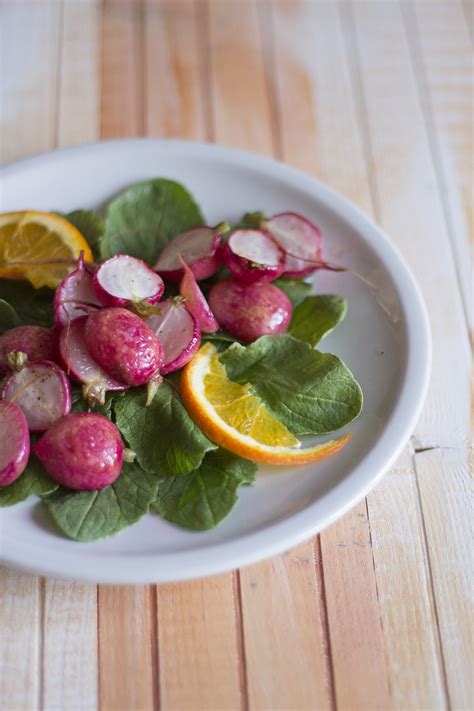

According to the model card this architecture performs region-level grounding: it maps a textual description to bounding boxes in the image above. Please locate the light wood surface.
[0,1,471,710]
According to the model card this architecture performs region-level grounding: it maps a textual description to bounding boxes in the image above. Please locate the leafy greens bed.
[0,178,362,541]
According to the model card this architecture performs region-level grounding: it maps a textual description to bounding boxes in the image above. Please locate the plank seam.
[138,0,146,137]
[53,0,65,148]
[257,0,283,161]
[150,584,160,711]
[314,536,337,711]
[233,570,249,711]
[97,584,101,710]
[201,0,215,142]
[38,577,46,711]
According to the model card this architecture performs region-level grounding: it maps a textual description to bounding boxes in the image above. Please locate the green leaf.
[234,210,266,230]
[289,295,347,347]
[274,277,312,308]
[0,456,58,507]
[152,449,256,530]
[202,330,239,351]
[0,281,54,328]
[113,382,217,476]
[71,392,115,418]
[220,335,363,435]
[60,210,104,259]
[44,462,159,541]
[102,178,204,264]
[0,299,22,334]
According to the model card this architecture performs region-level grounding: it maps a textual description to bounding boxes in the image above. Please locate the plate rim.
[0,138,431,584]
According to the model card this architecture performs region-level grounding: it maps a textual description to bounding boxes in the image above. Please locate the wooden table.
[1,2,471,709]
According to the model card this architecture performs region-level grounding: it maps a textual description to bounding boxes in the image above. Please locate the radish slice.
[179,259,219,333]
[264,212,323,277]
[94,254,164,307]
[0,400,30,488]
[2,361,72,432]
[154,225,224,282]
[146,298,201,374]
[59,317,127,405]
[54,254,101,327]
[222,229,285,283]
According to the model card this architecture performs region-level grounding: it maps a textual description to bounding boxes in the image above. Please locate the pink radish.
[54,254,101,327]
[154,224,227,282]
[0,325,58,374]
[2,360,72,432]
[222,229,285,283]
[59,317,127,405]
[179,259,219,333]
[208,279,292,343]
[33,413,134,490]
[93,254,164,308]
[146,298,201,374]
[0,401,30,488]
[263,212,323,277]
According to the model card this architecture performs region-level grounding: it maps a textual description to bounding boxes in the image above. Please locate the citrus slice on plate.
[181,342,350,464]
[0,211,93,288]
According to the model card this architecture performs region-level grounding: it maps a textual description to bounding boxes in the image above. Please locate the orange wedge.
[0,211,93,288]
[181,343,351,465]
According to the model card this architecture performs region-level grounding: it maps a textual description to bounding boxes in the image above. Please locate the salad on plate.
[0,178,362,541]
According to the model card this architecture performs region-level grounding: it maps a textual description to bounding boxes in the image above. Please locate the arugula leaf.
[0,281,54,328]
[44,462,159,541]
[220,335,362,435]
[113,382,217,476]
[102,178,204,264]
[0,300,22,334]
[0,456,58,507]
[289,295,347,347]
[60,210,104,259]
[152,449,256,530]
[274,277,312,308]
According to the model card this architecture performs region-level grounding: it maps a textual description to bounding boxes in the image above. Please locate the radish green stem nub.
[7,351,28,372]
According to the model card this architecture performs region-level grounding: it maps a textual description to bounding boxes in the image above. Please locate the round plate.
[0,139,430,583]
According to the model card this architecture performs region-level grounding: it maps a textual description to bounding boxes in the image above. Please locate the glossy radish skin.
[94,254,164,307]
[222,229,285,283]
[54,254,101,328]
[264,212,323,277]
[154,226,223,282]
[146,298,201,374]
[208,279,293,343]
[84,308,164,386]
[179,260,219,333]
[0,401,30,487]
[33,413,125,490]
[59,317,127,405]
[2,360,72,432]
[0,326,59,374]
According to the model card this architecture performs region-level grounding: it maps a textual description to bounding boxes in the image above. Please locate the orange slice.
[181,343,350,465]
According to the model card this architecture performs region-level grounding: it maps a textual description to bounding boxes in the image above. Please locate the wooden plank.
[0,568,40,710]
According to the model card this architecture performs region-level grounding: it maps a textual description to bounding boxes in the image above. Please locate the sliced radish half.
[154,225,225,282]
[54,254,101,327]
[222,229,285,283]
[2,360,72,432]
[179,259,219,333]
[147,298,201,374]
[59,317,127,405]
[94,254,164,308]
[0,400,30,488]
[264,212,323,277]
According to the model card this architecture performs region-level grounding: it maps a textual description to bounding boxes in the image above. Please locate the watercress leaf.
[152,449,256,531]
[289,295,347,347]
[113,382,217,476]
[0,456,58,507]
[44,462,159,541]
[0,281,54,328]
[102,178,204,264]
[59,210,104,259]
[273,277,312,308]
[0,299,22,334]
[202,330,239,350]
[220,334,363,435]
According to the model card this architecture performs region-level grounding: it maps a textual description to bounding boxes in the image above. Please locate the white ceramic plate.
[0,139,430,583]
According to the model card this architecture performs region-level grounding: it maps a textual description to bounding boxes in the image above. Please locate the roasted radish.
[54,254,101,327]
[208,279,292,343]
[222,229,284,283]
[2,360,72,432]
[94,254,164,307]
[263,212,323,277]
[0,325,58,374]
[146,298,201,374]
[154,225,226,281]
[179,259,219,333]
[0,400,30,488]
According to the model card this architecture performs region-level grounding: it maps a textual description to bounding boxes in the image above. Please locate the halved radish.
[59,317,127,406]
[222,229,285,283]
[154,225,226,282]
[147,298,201,374]
[0,325,59,374]
[94,254,164,307]
[179,259,219,333]
[2,360,71,432]
[263,212,323,277]
[0,400,30,488]
[54,254,101,327]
